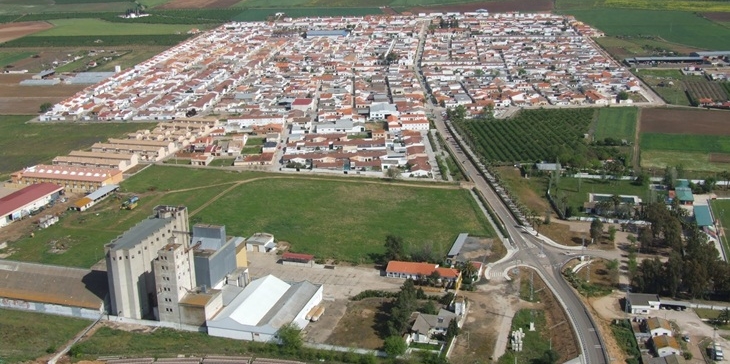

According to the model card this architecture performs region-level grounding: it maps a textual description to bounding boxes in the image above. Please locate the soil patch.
[157,0,240,9]
[0,22,53,44]
[324,297,387,350]
[0,74,86,114]
[703,12,730,22]
[408,0,551,14]
[640,108,730,136]
[530,268,580,361]
[710,153,730,163]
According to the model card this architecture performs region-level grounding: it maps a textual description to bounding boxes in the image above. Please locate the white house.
[627,293,660,314]
[644,317,673,337]
[651,336,681,358]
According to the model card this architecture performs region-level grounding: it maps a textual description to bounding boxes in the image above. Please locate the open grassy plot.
[0,51,32,67]
[0,2,132,14]
[641,150,730,173]
[496,166,550,214]
[0,116,156,178]
[593,107,637,142]
[91,47,167,72]
[0,308,91,363]
[32,19,205,37]
[497,309,552,364]
[554,177,650,214]
[138,0,172,6]
[641,133,730,154]
[594,36,702,59]
[568,9,730,50]
[194,178,494,262]
[121,165,266,192]
[711,199,730,251]
[636,69,692,106]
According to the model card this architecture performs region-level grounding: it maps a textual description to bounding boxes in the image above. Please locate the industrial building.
[105,205,191,319]
[9,164,123,193]
[0,183,64,228]
[72,184,119,211]
[191,224,247,289]
[207,275,323,342]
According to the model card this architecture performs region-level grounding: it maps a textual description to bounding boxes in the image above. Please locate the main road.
[411,21,610,364]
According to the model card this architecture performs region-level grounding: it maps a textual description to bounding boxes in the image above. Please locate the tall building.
[154,241,196,323]
[191,224,244,289]
[105,205,190,319]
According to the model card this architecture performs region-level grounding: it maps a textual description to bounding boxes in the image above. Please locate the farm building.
[673,187,694,205]
[0,183,63,228]
[446,233,469,266]
[9,164,123,193]
[206,275,323,342]
[191,224,246,289]
[72,184,119,212]
[643,317,673,337]
[651,335,681,357]
[625,56,704,65]
[0,260,107,319]
[626,293,660,314]
[280,252,314,267]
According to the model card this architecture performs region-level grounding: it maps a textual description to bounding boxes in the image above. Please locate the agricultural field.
[407,0,553,13]
[0,115,156,178]
[0,0,133,14]
[683,78,730,104]
[30,19,205,37]
[711,199,730,249]
[454,108,595,164]
[594,36,702,59]
[158,0,241,9]
[592,107,637,142]
[0,50,32,67]
[0,308,91,363]
[0,74,87,114]
[0,22,54,43]
[568,9,730,50]
[557,0,730,12]
[231,7,383,21]
[639,108,730,173]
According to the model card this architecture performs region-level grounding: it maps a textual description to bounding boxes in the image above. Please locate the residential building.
[651,335,681,358]
[385,261,461,286]
[626,293,660,314]
[409,308,458,344]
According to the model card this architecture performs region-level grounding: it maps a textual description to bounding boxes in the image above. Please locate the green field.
[593,107,637,141]
[554,178,650,213]
[635,69,692,106]
[0,308,91,363]
[0,1,132,14]
[193,178,493,262]
[92,47,166,71]
[8,166,492,267]
[0,116,156,178]
[557,0,730,12]
[594,35,702,59]
[641,133,730,154]
[0,51,32,68]
[498,310,552,364]
[32,18,204,37]
[640,150,730,173]
[568,9,730,50]
[711,199,730,254]
[232,7,382,21]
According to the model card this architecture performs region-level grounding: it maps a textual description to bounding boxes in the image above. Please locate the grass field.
[640,150,730,173]
[193,178,494,262]
[711,199,730,255]
[232,7,382,21]
[0,1,132,14]
[92,47,167,71]
[31,19,205,37]
[138,0,171,6]
[557,0,730,12]
[641,133,730,154]
[0,116,156,178]
[0,308,91,363]
[593,107,637,142]
[636,69,691,106]
[0,51,33,68]
[594,36,702,59]
[497,309,551,364]
[568,9,730,50]
[554,178,650,213]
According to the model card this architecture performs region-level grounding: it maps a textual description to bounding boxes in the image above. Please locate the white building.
[626,293,660,314]
[0,183,63,228]
[207,275,323,342]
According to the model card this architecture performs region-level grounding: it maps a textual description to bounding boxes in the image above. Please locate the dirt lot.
[710,153,730,163]
[0,22,53,43]
[408,0,552,14]
[319,297,387,350]
[0,74,86,114]
[157,0,240,9]
[640,108,730,135]
[703,12,730,22]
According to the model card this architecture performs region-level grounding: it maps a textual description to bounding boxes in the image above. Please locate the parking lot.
[245,252,402,300]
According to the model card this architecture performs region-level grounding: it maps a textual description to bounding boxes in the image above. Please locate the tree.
[664,252,683,297]
[385,167,401,180]
[590,219,604,243]
[420,300,438,315]
[445,318,460,340]
[718,308,730,324]
[606,259,620,286]
[617,91,629,101]
[277,323,303,353]
[535,349,560,364]
[633,171,649,186]
[608,226,617,242]
[627,251,638,284]
[383,336,407,358]
[384,234,405,262]
[39,102,53,113]
[461,262,478,284]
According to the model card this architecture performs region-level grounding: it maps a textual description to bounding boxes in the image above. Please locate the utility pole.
[530,270,534,302]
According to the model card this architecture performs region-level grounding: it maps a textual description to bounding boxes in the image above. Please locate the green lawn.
[0,308,91,363]
[0,51,32,68]
[498,310,552,364]
[32,19,204,36]
[711,199,730,256]
[640,150,730,173]
[121,165,266,192]
[92,47,167,72]
[0,116,156,178]
[641,134,730,154]
[593,107,637,142]
[553,177,650,214]
[208,158,235,167]
[137,0,171,6]
[568,9,730,50]
[194,178,494,262]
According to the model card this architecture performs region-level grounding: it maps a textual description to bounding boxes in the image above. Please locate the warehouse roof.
[0,260,106,309]
[0,183,63,218]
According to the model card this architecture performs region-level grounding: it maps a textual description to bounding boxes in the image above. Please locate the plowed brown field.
[0,74,86,115]
[639,108,730,135]
[0,21,53,43]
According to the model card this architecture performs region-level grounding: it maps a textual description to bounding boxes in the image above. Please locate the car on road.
[682,335,690,342]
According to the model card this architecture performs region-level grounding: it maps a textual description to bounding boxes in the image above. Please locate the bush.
[351,290,397,301]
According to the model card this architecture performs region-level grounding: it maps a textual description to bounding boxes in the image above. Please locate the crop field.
[711,199,730,246]
[684,79,730,104]
[0,51,32,67]
[593,107,637,141]
[0,115,156,177]
[0,1,132,14]
[231,7,383,21]
[0,22,54,43]
[641,134,730,154]
[408,0,553,13]
[557,0,730,12]
[0,74,87,114]
[640,108,730,135]
[641,150,730,173]
[0,308,91,363]
[594,36,702,59]
[568,9,730,50]
[454,108,594,163]
[158,0,241,9]
[30,19,204,37]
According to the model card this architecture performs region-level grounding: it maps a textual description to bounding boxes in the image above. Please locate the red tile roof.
[0,183,63,217]
[282,252,314,262]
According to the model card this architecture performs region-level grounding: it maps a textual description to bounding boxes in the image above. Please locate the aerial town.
[1,6,730,364]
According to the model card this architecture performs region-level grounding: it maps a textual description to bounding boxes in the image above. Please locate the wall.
[0,298,103,320]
